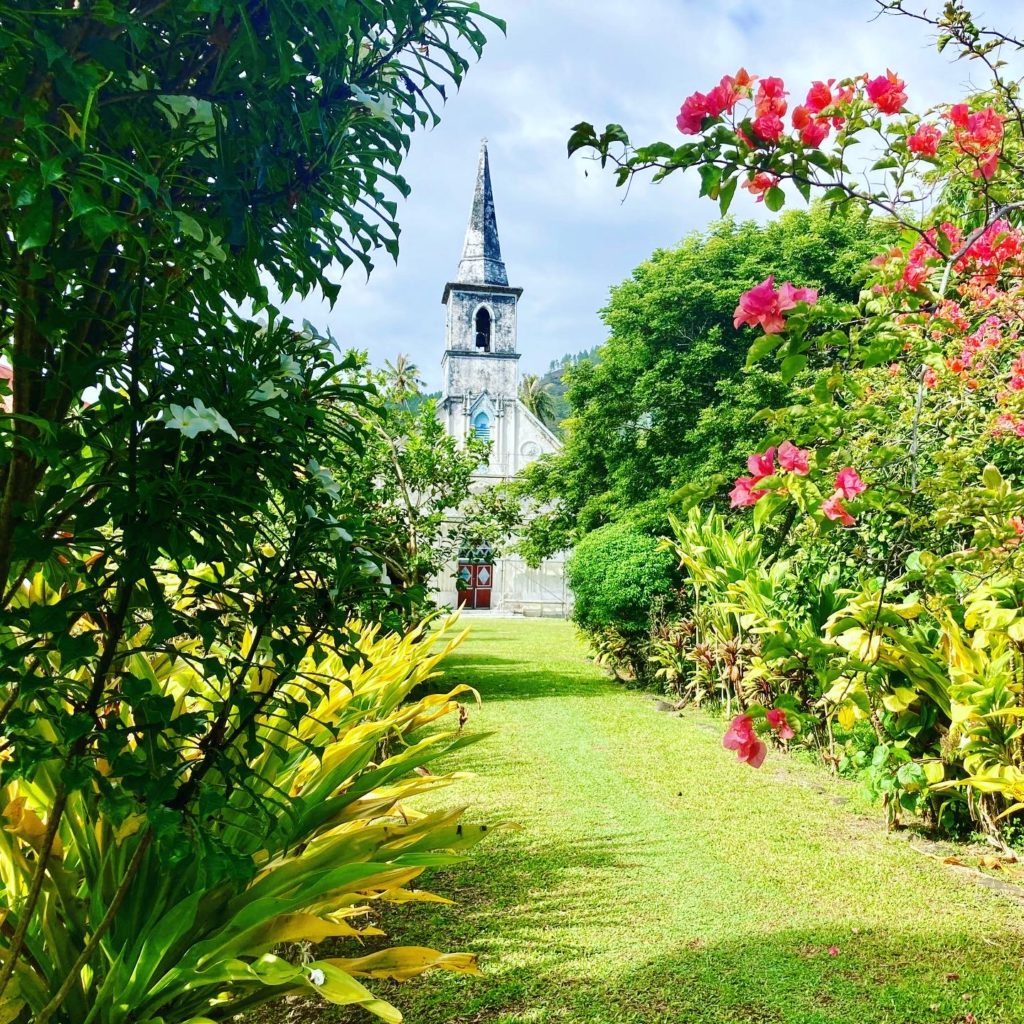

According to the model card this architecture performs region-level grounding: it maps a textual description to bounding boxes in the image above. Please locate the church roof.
[453,140,508,286]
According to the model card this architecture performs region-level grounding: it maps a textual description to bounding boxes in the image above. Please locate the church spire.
[454,140,508,286]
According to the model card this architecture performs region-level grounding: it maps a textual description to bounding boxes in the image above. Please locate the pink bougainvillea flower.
[822,491,856,527]
[1011,516,1024,537]
[828,946,840,957]
[752,112,785,143]
[946,356,966,374]
[766,708,796,740]
[723,714,768,768]
[800,118,829,148]
[961,106,1004,152]
[888,362,902,377]
[730,475,767,508]
[994,413,1018,435]
[908,123,942,156]
[734,276,787,333]
[734,277,817,334]
[778,441,810,475]
[835,467,866,499]
[792,105,811,129]
[922,366,938,388]
[741,171,780,202]
[707,72,746,116]
[805,79,835,112]
[832,83,856,108]
[747,447,777,478]
[792,104,829,145]
[865,70,907,114]
[754,76,788,117]
[976,150,1000,179]
[777,282,819,308]
[723,713,754,746]
[947,102,970,128]
[677,91,711,134]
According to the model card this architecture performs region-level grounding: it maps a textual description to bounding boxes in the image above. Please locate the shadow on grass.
[248,810,1024,1024]
[433,654,620,703]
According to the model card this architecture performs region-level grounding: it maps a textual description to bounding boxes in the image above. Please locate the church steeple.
[454,140,508,286]
[441,143,522,410]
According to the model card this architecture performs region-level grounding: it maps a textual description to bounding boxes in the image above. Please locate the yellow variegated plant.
[0,612,494,1024]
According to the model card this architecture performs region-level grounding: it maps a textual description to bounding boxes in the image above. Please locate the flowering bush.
[569,3,1024,838]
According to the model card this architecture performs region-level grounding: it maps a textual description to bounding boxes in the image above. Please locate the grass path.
[312,619,1024,1023]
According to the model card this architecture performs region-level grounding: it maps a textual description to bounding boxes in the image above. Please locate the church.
[433,142,570,615]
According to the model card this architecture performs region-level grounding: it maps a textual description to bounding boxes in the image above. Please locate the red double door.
[458,561,493,609]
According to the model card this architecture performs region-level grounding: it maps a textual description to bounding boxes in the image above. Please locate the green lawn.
[265,617,1024,1024]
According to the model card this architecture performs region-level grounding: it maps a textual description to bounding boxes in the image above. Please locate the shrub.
[0,613,491,1024]
[567,522,679,678]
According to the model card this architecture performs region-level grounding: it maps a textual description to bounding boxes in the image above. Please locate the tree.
[517,207,894,558]
[0,2,502,1019]
[345,366,520,624]
[564,2,1024,837]
[519,373,557,427]
[383,353,424,400]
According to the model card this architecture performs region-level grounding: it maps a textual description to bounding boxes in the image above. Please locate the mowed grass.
[262,617,1024,1024]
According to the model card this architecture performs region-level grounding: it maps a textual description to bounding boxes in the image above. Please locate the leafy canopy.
[518,206,894,556]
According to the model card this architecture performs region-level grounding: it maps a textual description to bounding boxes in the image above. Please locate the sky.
[274,0,1001,391]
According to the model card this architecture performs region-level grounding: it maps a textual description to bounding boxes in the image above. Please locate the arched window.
[474,307,491,352]
[473,411,491,440]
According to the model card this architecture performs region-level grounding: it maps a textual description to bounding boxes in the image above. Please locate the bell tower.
[441,141,523,446]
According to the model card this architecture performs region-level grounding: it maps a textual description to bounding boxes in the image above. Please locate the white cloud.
[269,0,1013,389]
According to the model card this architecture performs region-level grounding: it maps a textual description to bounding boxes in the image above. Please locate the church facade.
[433,142,570,616]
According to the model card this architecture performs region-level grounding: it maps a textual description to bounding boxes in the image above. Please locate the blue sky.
[275,0,994,391]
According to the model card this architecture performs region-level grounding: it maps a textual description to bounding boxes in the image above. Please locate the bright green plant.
[0,3,502,1018]
[0,612,494,1024]
[566,521,680,679]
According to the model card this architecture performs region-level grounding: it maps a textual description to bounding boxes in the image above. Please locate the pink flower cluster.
[733,276,819,334]
[752,76,788,143]
[730,441,810,508]
[875,220,1024,296]
[864,70,907,115]
[676,68,752,134]
[947,104,1004,179]
[955,220,1022,284]
[907,122,942,157]
[790,79,851,147]
[993,413,1024,439]
[723,708,795,768]
[676,71,858,153]
[822,468,866,527]
[939,313,1010,390]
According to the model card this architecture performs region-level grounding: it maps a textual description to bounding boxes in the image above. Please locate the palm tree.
[519,374,556,428]
[383,353,423,400]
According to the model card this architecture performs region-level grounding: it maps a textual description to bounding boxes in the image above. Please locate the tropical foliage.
[516,208,894,557]
[566,3,1024,841]
[518,374,557,430]
[345,362,520,624]
[0,613,493,1024]
[0,2,502,1021]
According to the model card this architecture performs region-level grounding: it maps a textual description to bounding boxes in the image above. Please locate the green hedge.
[566,521,678,638]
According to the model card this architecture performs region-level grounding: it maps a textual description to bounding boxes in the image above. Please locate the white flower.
[351,85,395,123]
[279,354,303,379]
[248,379,284,403]
[162,397,238,440]
[309,967,326,987]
